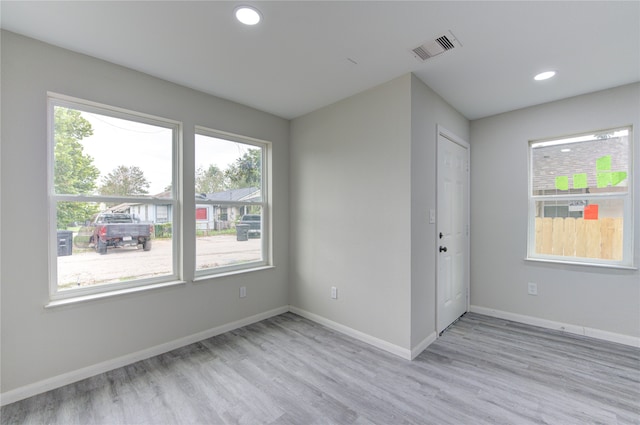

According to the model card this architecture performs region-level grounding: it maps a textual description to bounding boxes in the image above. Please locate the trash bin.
[236,224,250,241]
[57,230,73,256]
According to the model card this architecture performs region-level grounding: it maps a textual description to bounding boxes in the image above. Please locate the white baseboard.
[2,305,441,406]
[411,332,437,360]
[0,306,289,407]
[289,306,415,360]
[469,305,640,348]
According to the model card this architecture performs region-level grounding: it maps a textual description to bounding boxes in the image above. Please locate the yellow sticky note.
[573,173,587,189]
[555,176,569,191]
[597,172,611,188]
[596,155,611,171]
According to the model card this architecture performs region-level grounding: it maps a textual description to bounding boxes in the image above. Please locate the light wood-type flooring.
[2,312,639,424]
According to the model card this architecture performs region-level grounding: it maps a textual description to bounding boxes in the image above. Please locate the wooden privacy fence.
[535,217,623,260]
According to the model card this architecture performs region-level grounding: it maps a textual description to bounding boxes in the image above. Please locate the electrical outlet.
[527,282,538,296]
[331,286,338,299]
[240,286,247,298]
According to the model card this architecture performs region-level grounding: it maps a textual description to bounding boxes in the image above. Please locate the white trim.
[5,303,636,407]
[437,125,470,150]
[0,306,289,406]
[192,265,275,283]
[411,332,437,360]
[47,94,183,301]
[288,306,413,360]
[470,305,640,348]
[524,257,638,271]
[45,280,187,308]
[193,128,272,279]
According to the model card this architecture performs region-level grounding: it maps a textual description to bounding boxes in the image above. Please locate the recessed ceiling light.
[235,6,261,25]
[561,148,571,152]
[534,71,556,81]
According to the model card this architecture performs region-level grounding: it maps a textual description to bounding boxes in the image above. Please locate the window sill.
[193,265,275,283]
[525,257,637,271]
[45,280,187,309]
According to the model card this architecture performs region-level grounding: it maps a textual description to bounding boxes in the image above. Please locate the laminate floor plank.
[2,312,639,425]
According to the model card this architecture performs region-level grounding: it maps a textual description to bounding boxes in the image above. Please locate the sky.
[79,111,252,195]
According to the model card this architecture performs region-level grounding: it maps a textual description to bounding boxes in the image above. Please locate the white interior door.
[436,127,469,334]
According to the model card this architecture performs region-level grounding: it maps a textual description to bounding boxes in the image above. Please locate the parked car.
[239,214,261,238]
[75,213,153,254]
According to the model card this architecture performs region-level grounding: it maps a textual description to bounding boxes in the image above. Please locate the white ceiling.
[1,1,639,120]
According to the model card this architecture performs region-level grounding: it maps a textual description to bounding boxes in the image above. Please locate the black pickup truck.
[76,213,153,254]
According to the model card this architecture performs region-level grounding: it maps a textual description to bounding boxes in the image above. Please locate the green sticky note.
[555,176,569,191]
[612,171,628,186]
[573,173,587,189]
[596,155,611,171]
[597,172,611,188]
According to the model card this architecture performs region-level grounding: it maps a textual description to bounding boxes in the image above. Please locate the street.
[57,235,262,289]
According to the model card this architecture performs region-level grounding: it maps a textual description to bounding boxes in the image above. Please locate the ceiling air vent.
[412,31,461,61]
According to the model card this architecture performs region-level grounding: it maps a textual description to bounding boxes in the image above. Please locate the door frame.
[435,125,471,334]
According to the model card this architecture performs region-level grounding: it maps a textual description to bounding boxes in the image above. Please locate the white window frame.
[527,126,634,268]
[48,93,182,301]
[194,126,271,278]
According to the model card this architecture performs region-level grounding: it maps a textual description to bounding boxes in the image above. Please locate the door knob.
[439,246,447,253]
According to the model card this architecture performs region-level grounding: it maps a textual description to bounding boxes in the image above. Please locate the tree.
[99,165,150,196]
[195,164,227,194]
[225,149,261,189]
[54,107,100,228]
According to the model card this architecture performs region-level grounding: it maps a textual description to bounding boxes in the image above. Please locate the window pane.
[531,128,630,196]
[534,198,624,261]
[196,204,263,271]
[195,132,265,274]
[57,202,173,290]
[51,98,177,295]
[54,106,173,198]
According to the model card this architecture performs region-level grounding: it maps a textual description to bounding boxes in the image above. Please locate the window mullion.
[532,193,628,202]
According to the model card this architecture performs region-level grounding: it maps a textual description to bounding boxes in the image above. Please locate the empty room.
[1,1,639,424]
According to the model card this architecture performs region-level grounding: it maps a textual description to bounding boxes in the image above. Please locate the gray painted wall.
[290,75,413,349]
[0,31,290,393]
[289,74,469,352]
[470,83,640,338]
